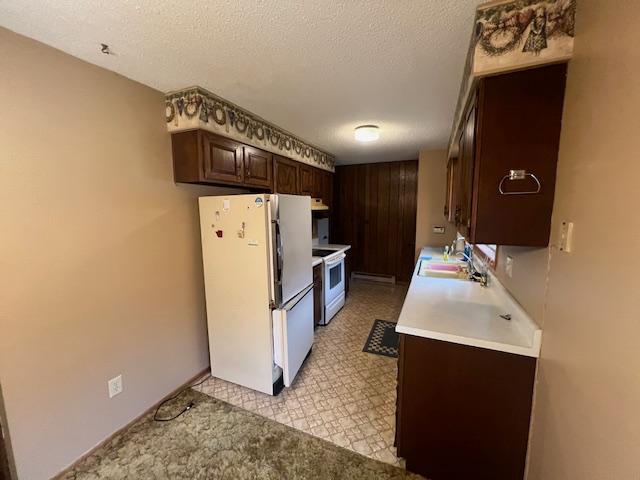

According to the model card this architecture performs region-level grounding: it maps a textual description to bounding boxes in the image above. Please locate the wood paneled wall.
[332,160,418,282]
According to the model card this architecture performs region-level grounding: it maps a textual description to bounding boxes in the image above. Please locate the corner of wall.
[415,149,455,256]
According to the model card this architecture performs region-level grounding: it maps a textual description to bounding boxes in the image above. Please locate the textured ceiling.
[0,1,481,164]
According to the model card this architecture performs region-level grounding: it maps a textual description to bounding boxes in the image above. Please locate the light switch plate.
[108,374,123,398]
[505,256,514,278]
[559,221,574,253]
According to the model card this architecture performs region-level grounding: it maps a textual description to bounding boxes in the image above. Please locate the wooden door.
[274,156,299,194]
[201,131,244,184]
[333,161,418,282]
[243,146,273,188]
[299,164,313,195]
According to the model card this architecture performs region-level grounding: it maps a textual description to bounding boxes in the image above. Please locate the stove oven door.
[324,253,346,306]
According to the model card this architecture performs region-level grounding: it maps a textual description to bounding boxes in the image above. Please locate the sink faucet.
[457,250,489,287]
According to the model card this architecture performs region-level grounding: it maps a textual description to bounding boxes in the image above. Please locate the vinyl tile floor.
[195,280,409,466]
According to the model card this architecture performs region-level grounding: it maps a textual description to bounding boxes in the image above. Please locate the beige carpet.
[60,389,420,479]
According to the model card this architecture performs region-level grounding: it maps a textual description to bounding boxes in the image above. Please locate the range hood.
[311,198,329,211]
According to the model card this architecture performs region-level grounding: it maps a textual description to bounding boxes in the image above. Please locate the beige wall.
[0,28,237,479]
[415,150,455,257]
[490,2,640,478]
[493,246,550,327]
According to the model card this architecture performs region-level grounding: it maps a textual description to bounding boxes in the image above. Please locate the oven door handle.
[325,253,346,267]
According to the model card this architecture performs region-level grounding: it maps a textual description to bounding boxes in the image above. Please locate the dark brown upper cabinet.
[321,170,333,208]
[172,130,245,187]
[310,168,332,208]
[312,168,323,198]
[243,146,273,188]
[171,129,334,201]
[447,63,567,246]
[274,155,300,195]
[299,163,314,196]
[202,131,244,185]
[444,156,456,222]
[455,104,477,238]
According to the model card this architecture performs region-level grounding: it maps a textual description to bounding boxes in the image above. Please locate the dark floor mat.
[363,319,400,358]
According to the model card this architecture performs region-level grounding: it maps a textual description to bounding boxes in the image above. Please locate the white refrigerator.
[198,194,314,395]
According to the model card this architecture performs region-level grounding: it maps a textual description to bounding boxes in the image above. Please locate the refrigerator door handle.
[275,220,284,281]
[270,217,283,307]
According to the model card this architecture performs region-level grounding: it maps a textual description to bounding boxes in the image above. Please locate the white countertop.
[395,247,542,358]
[314,244,351,252]
[312,257,323,267]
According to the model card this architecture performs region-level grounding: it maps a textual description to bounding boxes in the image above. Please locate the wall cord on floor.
[153,375,211,422]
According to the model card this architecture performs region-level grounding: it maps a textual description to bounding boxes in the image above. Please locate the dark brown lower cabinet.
[313,264,323,327]
[396,334,536,480]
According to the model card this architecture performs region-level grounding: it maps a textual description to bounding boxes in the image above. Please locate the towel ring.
[498,170,541,195]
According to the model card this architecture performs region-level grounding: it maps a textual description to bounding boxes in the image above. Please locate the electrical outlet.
[108,374,123,398]
[505,256,514,278]
[559,221,574,253]
[432,226,445,234]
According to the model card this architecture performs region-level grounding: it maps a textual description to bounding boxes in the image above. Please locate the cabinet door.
[397,335,536,480]
[201,131,244,184]
[444,157,457,223]
[274,156,300,194]
[312,168,323,198]
[471,64,566,246]
[461,104,476,233]
[321,170,333,208]
[243,146,273,188]
[452,132,465,229]
[299,164,314,196]
[313,264,323,326]
[454,102,476,236]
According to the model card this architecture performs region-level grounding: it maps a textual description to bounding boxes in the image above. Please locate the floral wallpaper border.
[165,87,335,171]
[448,0,576,156]
[474,0,576,62]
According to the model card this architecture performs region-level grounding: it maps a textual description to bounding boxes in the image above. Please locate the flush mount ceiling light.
[354,125,380,142]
